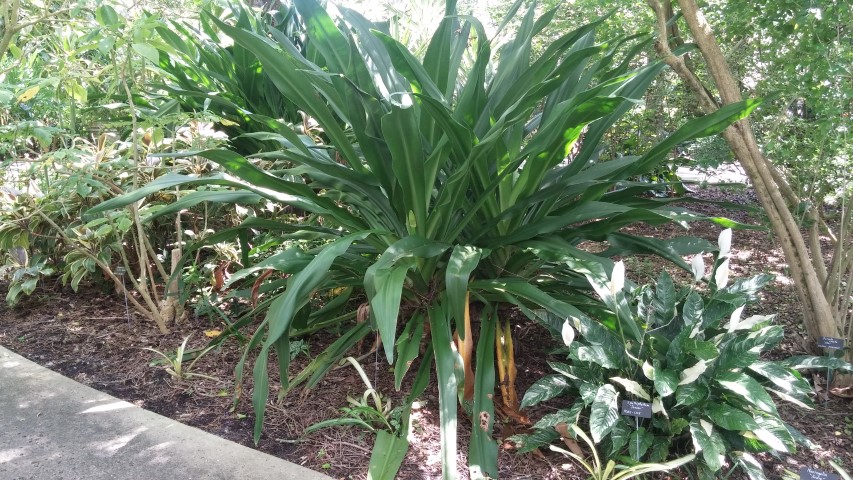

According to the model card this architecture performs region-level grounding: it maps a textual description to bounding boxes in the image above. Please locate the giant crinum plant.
[90,0,760,477]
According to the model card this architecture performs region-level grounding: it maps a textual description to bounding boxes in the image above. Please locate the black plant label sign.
[799,467,840,480]
[621,400,652,419]
[817,337,845,350]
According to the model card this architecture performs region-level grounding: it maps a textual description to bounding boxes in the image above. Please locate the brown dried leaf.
[554,423,584,456]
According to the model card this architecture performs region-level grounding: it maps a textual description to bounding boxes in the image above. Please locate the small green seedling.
[144,334,218,381]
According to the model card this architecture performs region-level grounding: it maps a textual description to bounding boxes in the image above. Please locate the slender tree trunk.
[646,0,850,383]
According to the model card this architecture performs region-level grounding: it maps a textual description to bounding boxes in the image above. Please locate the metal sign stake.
[115,267,130,325]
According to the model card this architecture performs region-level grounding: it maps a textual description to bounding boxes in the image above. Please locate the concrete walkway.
[0,346,332,480]
[676,164,750,185]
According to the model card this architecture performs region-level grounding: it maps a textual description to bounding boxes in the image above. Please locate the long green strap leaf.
[367,430,410,480]
[382,106,430,235]
[445,245,483,340]
[468,307,498,479]
[252,232,370,444]
[430,303,460,480]
[394,313,425,390]
[366,236,449,363]
[210,14,365,171]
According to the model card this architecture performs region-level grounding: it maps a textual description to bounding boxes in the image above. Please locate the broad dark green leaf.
[609,419,632,457]
[705,404,759,431]
[629,427,654,460]
[683,291,704,328]
[718,326,784,370]
[95,5,120,27]
[685,338,720,361]
[690,419,726,472]
[654,368,679,398]
[676,384,708,407]
[653,271,676,323]
[514,428,561,454]
[368,263,410,364]
[520,375,571,409]
[533,399,585,430]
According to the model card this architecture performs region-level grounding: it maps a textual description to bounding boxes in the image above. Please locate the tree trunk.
[645,0,851,383]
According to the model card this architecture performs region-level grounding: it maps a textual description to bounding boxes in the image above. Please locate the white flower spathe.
[561,320,575,348]
[718,228,732,258]
[714,258,730,289]
[609,261,625,296]
[691,253,705,282]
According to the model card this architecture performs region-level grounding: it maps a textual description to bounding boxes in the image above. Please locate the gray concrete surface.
[0,346,332,480]
[677,164,750,185]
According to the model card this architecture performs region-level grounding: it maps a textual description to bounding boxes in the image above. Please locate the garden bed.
[1,187,851,479]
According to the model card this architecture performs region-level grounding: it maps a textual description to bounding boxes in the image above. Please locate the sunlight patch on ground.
[82,396,116,404]
[88,427,147,455]
[0,448,27,464]
[81,400,135,414]
[137,441,175,465]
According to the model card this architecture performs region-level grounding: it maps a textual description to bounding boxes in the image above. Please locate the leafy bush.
[152,1,305,154]
[518,230,850,479]
[92,1,761,477]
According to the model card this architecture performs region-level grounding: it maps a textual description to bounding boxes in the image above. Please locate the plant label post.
[621,400,652,461]
[115,266,130,325]
[817,336,845,405]
[799,466,840,480]
[621,400,652,418]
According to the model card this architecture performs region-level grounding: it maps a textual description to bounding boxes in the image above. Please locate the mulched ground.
[0,186,850,479]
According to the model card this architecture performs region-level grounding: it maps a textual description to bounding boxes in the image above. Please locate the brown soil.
[0,186,851,479]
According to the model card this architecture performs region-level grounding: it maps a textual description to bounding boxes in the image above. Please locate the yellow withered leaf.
[219,119,239,126]
[204,329,222,338]
[17,86,40,103]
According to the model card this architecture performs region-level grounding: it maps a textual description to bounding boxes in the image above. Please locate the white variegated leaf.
[700,419,714,436]
[726,305,745,332]
[679,360,708,385]
[642,361,655,380]
[734,314,776,331]
[652,397,667,417]
[609,377,651,400]
[753,427,787,452]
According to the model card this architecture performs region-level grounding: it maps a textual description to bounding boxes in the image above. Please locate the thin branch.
[12,6,73,33]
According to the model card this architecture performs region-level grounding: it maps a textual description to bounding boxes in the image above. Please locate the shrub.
[518,230,852,479]
[91,1,762,477]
